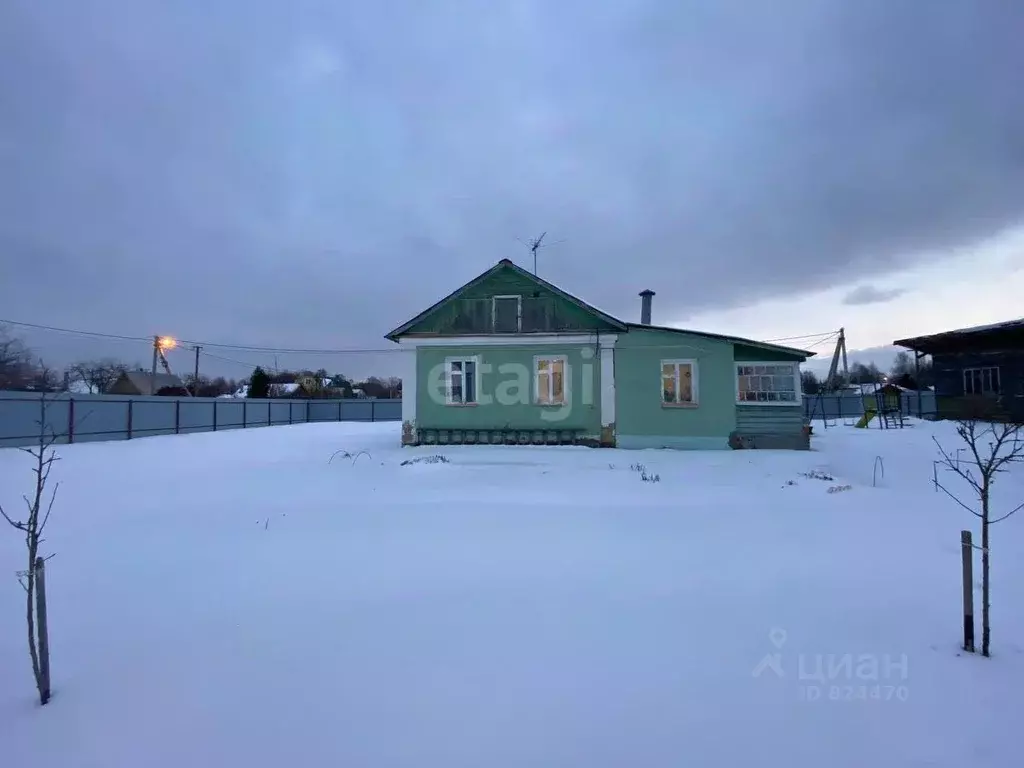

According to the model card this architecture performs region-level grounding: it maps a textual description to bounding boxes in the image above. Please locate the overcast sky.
[1,0,1023,381]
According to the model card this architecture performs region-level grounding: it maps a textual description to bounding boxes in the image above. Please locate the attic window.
[492,295,522,333]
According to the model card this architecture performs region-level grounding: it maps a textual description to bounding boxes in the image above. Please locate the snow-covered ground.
[1,420,1022,767]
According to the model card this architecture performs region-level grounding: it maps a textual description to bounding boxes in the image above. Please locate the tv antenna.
[517,231,565,275]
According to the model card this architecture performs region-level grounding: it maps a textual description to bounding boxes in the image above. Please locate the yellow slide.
[855,409,877,428]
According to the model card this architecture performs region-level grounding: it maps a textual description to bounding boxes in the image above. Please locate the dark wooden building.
[894,319,1024,422]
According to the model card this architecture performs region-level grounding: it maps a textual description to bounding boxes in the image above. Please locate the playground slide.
[855,411,876,428]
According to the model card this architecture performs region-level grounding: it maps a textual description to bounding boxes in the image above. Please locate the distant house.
[843,382,916,396]
[385,258,817,450]
[107,370,187,396]
[894,318,1024,421]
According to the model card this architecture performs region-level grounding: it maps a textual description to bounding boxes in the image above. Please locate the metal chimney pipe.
[639,289,655,325]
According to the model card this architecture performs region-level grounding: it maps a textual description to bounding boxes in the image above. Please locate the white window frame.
[963,366,1000,397]
[444,356,480,405]
[534,354,568,405]
[661,359,699,406]
[491,295,522,333]
[735,361,801,406]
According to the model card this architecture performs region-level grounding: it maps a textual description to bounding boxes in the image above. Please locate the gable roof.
[120,371,185,392]
[385,259,628,341]
[385,259,815,358]
[625,323,815,359]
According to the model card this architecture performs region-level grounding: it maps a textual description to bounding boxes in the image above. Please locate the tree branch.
[990,500,1024,525]
[933,479,983,518]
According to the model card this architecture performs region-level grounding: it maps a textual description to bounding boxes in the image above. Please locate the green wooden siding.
[615,328,736,449]
[735,406,805,434]
[415,343,602,437]
[401,264,620,336]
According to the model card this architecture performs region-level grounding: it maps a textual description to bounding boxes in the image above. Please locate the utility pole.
[823,327,850,392]
[150,335,160,395]
[192,345,202,395]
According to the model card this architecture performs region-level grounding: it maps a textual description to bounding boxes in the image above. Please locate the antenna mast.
[517,231,564,275]
[530,232,546,275]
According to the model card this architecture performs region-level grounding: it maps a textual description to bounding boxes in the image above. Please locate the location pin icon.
[769,627,787,648]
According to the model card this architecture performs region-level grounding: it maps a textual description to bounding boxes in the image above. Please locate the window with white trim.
[492,295,522,333]
[535,356,567,404]
[661,360,698,405]
[736,363,800,403]
[963,366,1000,396]
[445,357,478,404]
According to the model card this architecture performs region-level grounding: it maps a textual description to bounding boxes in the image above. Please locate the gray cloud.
[803,345,900,377]
[842,285,908,306]
[1,0,1023,377]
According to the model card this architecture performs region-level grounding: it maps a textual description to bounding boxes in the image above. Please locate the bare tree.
[383,376,402,398]
[68,357,128,394]
[0,395,61,704]
[30,359,61,392]
[0,324,34,390]
[934,410,1024,657]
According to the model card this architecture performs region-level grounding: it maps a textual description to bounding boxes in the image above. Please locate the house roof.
[624,323,815,358]
[385,258,628,341]
[894,317,1024,353]
[121,371,185,392]
[385,258,815,358]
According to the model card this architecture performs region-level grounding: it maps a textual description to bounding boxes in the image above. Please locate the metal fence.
[0,391,401,448]
[802,391,937,421]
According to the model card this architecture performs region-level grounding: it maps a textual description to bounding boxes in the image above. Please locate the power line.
[761,330,838,343]
[0,318,150,344]
[1,317,838,357]
[200,351,265,372]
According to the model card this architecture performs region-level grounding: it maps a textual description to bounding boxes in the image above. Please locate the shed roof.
[894,317,1024,353]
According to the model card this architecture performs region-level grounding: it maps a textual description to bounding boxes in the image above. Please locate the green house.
[385,259,815,450]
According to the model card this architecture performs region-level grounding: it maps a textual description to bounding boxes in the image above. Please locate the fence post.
[306,400,311,423]
[267,400,272,426]
[370,400,376,422]
[243,400,247,427]
[35,557,51,704]
[213,400,218,431]
[68,398,75,443]
[175,399,181,434]
[289,402,294,425]
[126,400,134,439]
[338,400,342,422]
[962,530,975,652]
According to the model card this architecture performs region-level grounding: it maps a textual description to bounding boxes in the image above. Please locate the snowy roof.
[894,317,1024,351]
[118,371,185,392]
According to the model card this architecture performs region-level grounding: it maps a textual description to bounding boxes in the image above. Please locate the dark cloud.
[1,0,1023,375]
[842,285,908,306]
